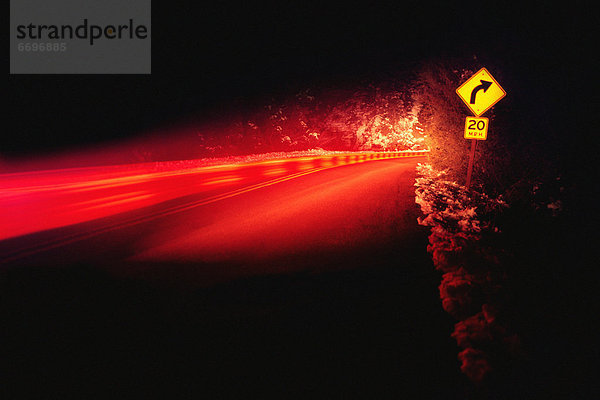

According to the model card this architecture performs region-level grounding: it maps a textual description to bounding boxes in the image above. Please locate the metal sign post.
[463,116,487,189]
[465,139,477,189]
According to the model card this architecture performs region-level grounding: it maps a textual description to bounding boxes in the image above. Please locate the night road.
[2,154,470,398]
[1,153,428,279]
[130,155,430,282]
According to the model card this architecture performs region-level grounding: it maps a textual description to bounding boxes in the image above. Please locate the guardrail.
[0,150,429,241]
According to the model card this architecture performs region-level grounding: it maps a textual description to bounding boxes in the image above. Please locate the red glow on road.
[0,151,427,242]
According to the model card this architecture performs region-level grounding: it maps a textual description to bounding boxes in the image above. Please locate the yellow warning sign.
[464,116,488,140]
[456,68,506,116]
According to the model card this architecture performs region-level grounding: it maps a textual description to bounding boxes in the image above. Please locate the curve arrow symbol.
[469,80,492,104]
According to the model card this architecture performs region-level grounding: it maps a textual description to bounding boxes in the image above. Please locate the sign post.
[456,68,506,189]
[463,116,488,189]
[465,139,477,189]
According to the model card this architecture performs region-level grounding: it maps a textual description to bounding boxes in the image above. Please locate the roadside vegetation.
[132,82,426,163]
[412,57,589,398]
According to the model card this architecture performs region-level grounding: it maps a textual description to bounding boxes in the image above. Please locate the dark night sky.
[6,2,594,161]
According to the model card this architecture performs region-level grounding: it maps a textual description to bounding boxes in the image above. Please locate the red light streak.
[0,151,428,242]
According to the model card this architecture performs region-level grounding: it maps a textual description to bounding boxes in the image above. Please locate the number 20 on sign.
[464,116,488,140]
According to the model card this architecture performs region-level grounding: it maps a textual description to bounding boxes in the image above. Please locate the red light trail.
[1,151,427,262]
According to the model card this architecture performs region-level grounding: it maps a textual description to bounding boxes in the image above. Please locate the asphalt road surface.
[2,156,430,282]
[1,156,475,398]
